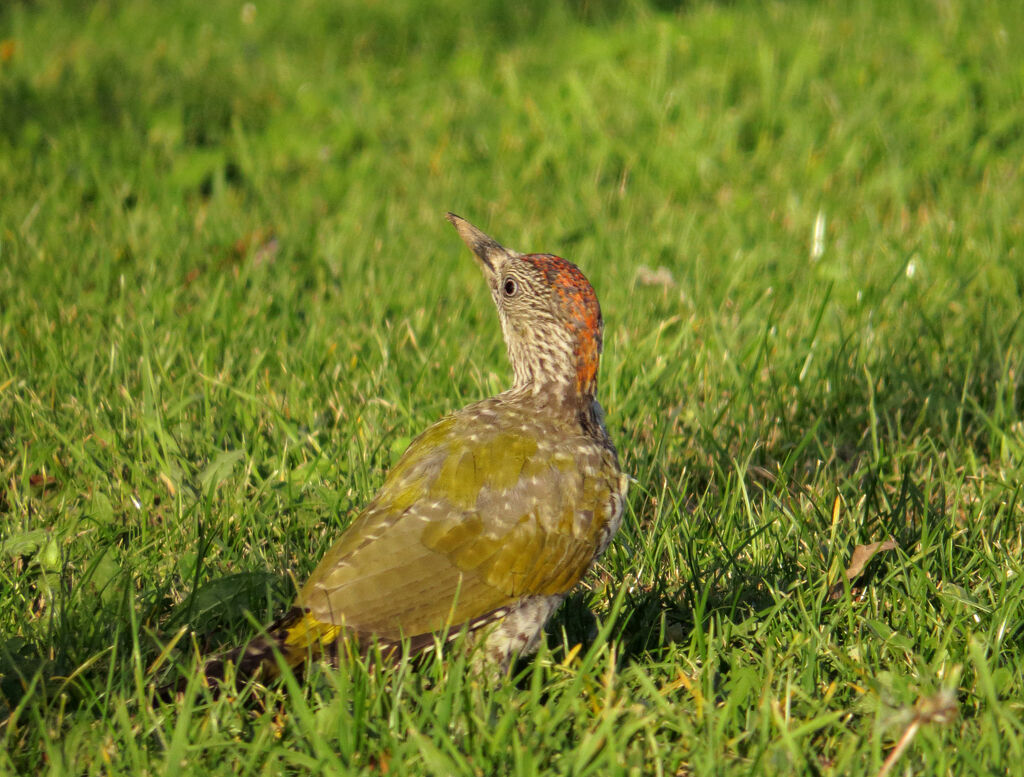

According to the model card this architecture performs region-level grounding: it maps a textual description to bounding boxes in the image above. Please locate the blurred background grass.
[1,0,1023,774]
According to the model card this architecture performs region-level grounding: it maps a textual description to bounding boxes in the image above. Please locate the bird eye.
[503,278,518,297]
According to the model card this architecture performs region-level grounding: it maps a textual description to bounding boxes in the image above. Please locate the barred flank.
[197,601,523,690]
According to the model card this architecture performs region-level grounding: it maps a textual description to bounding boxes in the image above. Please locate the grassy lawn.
[2,0,1023,773]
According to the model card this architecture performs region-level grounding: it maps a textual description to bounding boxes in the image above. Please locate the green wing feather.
[292,403,617,648]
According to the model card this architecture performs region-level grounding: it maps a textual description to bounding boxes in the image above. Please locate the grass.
[1,0,1023,773]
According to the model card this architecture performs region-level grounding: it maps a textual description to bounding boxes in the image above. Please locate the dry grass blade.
[876,690,958,777]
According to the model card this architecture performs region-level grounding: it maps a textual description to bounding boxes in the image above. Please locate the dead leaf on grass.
[635,265,675,287]
[28,473,59,491]
[230,227,278,266]
[829,539,898,599]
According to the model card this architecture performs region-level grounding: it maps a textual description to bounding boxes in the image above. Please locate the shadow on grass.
[545,471,930,673]
[542,573,783,667]
[0,566,288,713]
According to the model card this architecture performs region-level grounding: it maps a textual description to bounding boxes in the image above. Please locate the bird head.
[447,213,604,401]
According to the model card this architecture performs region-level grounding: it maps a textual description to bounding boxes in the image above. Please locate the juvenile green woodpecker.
[207,213,627,683]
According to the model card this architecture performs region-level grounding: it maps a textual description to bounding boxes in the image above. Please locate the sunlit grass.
[1,0,1023,774]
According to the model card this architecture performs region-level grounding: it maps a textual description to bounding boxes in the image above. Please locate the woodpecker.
[204,213,627,684]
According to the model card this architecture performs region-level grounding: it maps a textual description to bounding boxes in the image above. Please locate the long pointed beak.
[446,212,514,276]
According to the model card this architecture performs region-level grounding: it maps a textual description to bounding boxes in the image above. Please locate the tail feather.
[200,606,332,687]
[159,604,512,700]
[157,608,328,699]
[201,602,518,687]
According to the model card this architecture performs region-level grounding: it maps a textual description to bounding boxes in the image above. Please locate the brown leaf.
[368,753,391,774]
[229,227,278,266]
[829,539,898,599]
[28,473,59,491]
